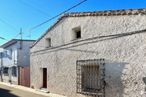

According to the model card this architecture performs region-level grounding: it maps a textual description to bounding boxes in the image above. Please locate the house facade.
[30,8,146,97]
[0,39,35,87]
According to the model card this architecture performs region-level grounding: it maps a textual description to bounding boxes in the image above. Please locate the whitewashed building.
[30,8,146,97]
[0,39,35,86]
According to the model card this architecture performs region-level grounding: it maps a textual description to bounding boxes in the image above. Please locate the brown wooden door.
[18,67,30,87]
[43,68,47,88]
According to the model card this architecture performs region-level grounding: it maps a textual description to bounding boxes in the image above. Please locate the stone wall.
[31,14,146,97]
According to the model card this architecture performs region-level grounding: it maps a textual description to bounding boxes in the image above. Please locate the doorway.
[42,68,47,88]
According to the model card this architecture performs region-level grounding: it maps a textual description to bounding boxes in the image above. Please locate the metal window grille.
[76,59,105,97]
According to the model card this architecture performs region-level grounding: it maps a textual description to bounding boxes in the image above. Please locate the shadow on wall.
[105,60,128,97]
[0,88,18,97]
[60,29,146,97]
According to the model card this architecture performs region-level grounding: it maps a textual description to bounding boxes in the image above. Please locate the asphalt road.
[0,84,48,97]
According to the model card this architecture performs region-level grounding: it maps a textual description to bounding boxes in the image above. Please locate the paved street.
[0,84,48,97]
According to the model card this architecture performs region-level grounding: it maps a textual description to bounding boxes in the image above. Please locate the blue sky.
[0,0,146,45]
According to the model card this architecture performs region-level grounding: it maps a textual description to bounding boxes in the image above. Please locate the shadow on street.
[0,88,18,97]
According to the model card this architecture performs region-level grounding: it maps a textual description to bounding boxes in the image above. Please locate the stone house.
[0,39,35,87]
[30,8,146,97]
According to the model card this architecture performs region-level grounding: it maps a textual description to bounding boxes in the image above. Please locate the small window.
[3,67,9,76]
[12,66,17,77]
[46,38,51,48]
[8,49,12,58]
[10,49,12,56]
[75,30,81,39]
[72,27,81,40]
[4,51,8,57]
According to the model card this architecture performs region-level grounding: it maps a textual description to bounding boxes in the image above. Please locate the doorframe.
[42,68,47,88]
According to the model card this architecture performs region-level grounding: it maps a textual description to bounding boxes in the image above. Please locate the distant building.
[30,8,146,97]
[0,39,35,87]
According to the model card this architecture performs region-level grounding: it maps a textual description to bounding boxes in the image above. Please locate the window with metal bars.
[76,59,105,97]
[81,65,99,93]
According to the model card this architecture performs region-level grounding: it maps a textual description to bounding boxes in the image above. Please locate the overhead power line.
[13,32,21,39]
[0,37,7,40]
[0,18,18,32]
[0,18,22,42]
[19,0,50,17]
[0,28,23,44]
[29,0,88,32]
[0,32,21,43]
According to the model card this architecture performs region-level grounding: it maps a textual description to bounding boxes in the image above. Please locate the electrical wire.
[0,37,7,40]
[18,0,50,17]
[0,18,18,32]
[29,0,88,32]
[0,18,19,41]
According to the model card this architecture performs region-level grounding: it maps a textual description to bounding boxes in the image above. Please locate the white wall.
[31,15,146,97]
[1,40,34,84]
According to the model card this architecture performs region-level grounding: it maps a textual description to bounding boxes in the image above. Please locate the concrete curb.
[0,82,67,97]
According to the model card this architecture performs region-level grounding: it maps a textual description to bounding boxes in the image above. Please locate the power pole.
[20,28,23,49]
[29,30,31,40]
[18,28,23,85]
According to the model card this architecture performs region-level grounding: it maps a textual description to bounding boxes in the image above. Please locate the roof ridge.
[1,39,36,48]
[65,8,146,14]
[63,8,146,17]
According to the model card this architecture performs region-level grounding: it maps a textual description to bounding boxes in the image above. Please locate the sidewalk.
[0,82,67,97]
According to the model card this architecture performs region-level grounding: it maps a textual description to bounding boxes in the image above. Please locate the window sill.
[3,74,9,76]
[12,75,17,77]
[80,91,103,96]
[45,46,52,49]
